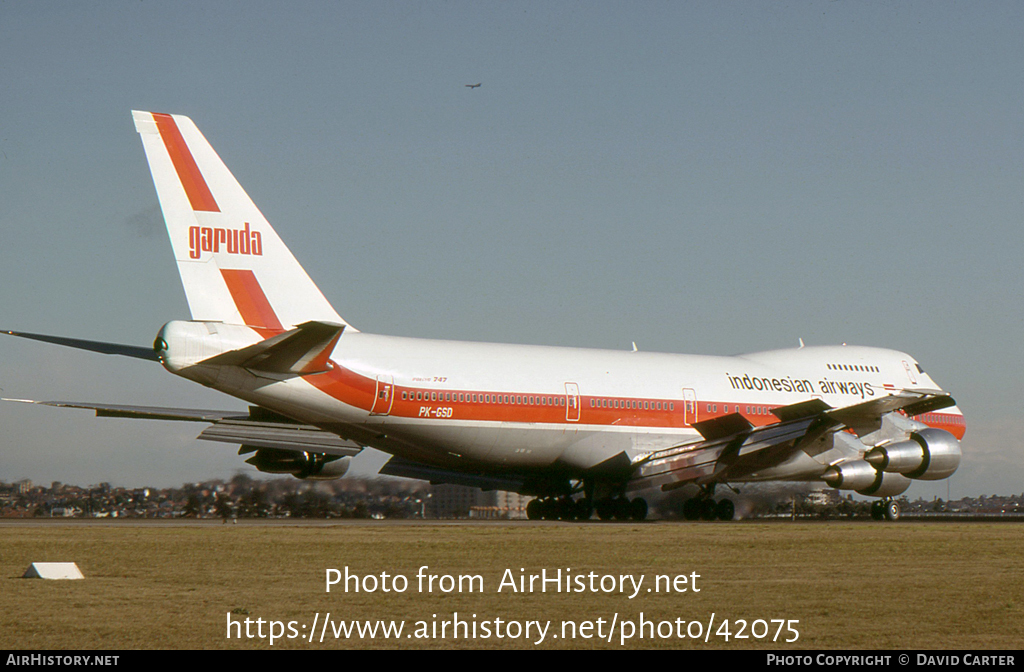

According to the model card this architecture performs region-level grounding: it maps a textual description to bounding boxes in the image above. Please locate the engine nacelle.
[244,448,351,480]
[822,460,878,491]
[822,461,912,497]
[856,471,912,498]
[865,428,961,481]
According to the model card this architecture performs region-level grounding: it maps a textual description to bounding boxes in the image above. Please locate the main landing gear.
[681,485,736,521]
[595,496,648,521]
[682,497,735,521]
[526,496,648,521]
[870,498,901,522]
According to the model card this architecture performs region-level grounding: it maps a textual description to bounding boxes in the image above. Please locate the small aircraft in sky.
[465,83,482,89]
[2,112,964,521]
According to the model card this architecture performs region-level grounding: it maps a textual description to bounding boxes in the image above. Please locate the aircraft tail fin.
[132,111,351,332]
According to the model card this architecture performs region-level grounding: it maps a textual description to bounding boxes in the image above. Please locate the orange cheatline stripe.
[152,113,220,213]
[220,269,284,331]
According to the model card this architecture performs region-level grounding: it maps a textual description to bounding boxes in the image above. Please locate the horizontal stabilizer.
[201,321,344,374]
[2,330,159,361]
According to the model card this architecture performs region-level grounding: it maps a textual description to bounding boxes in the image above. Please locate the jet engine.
[864,428,961,481]
[244,448,351,480]
[822,460,911,497]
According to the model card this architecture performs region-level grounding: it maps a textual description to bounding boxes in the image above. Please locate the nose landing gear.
[870,498,901,521]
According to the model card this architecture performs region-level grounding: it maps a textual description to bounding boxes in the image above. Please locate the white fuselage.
[159,322,965,478]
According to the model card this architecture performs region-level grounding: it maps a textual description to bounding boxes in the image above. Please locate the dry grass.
[1,520,1021,649]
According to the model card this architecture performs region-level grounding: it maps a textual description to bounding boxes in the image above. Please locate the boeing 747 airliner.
[2,112,965,521]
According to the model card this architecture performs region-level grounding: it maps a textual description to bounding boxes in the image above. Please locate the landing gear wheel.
[884,500,901,521]
[683,498,702,521]
[629,498,648,521]
[715,499,735,521]
[552,495,569,522]
[870,500,884,521]
[526,499,543,520]
[614,497,632,521]
[700,499,718,521]
[574,499,593,521]
[542,499,560,520]
[596,499,615,521]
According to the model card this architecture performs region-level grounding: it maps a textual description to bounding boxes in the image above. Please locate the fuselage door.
[682,388,698,425]
[902,360,918,385]
[370,375,395,415]
[565,382,581,422]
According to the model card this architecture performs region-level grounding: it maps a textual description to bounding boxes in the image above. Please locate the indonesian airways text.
[726,373,875,399]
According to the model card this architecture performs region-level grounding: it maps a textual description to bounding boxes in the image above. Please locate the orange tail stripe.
[152,113,220,213]
[221,269,284,331]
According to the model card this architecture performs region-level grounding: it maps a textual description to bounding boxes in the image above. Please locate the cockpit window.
[916,364,924,373]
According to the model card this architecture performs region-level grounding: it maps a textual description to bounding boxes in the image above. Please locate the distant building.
[472,491,531,519]
[427,484,532,519]
[806,487,840,506]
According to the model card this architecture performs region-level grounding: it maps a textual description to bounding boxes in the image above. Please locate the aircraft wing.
[631,390,955,492]
[1,399,364,458]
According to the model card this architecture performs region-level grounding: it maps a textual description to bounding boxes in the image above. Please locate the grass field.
[1,520,1021,649]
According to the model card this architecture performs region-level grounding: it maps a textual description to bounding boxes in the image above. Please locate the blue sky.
[1,2,1021,497]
